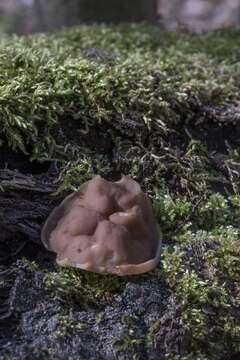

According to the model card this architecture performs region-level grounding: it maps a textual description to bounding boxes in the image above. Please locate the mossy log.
[0,25,240,360]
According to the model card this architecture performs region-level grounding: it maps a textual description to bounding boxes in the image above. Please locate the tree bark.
[0,169,58,247]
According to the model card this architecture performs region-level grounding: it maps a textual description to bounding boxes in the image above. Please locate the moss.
[19,258,41,271]
[113,314,145,358]
[45,267,127,308]
[153,192,240,240]
[0,25,239,159]
[1,25,240,359]
[44,264,158,309]
[147,191,240,359]
[56,155,111,193]
[113,336,144,354]
[50,314,87,340]
[161,224,240,359]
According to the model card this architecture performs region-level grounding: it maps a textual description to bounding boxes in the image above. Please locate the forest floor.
[0,24,240,360]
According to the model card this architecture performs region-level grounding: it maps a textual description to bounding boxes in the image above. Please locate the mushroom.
[41,175,161,275]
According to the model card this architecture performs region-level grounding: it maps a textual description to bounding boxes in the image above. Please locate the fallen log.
[0,169,59,253]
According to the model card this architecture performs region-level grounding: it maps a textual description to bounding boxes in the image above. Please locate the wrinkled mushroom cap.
[41,175,161,275]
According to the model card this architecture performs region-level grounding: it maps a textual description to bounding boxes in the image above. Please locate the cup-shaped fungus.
[41,176,161,275]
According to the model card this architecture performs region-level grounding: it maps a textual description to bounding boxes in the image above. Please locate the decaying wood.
[0,169,56,193]
[0,169,59,245]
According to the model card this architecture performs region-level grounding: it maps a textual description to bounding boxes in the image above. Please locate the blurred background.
[0,0,239,34]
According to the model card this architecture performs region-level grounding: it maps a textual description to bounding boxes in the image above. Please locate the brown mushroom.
[41,175,161,275]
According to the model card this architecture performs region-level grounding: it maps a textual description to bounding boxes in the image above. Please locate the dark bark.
[0,169,58,247]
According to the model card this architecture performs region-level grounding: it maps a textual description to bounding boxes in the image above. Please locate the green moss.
[56,155,111,193]
[1,25,239,359]
[161,224,240,358]
[17,258,41,272]
[45,267,127,308]
[44,265,157,309]
[153,192,240,240]
[113,336,144,353]
[50,314,87,340]
[0,25,239,159]
[149,191,240,359]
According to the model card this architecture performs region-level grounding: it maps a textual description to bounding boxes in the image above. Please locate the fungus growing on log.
[41,176,161,275]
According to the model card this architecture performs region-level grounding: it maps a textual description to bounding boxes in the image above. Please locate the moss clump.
[55,155,111,193]
[50,314,87,340]
[154,192,240,239]
[1,24,240,359]
[0,25,239,160]
[45,267,127,308]
[159,216,240,359]
[144,192,240,359]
